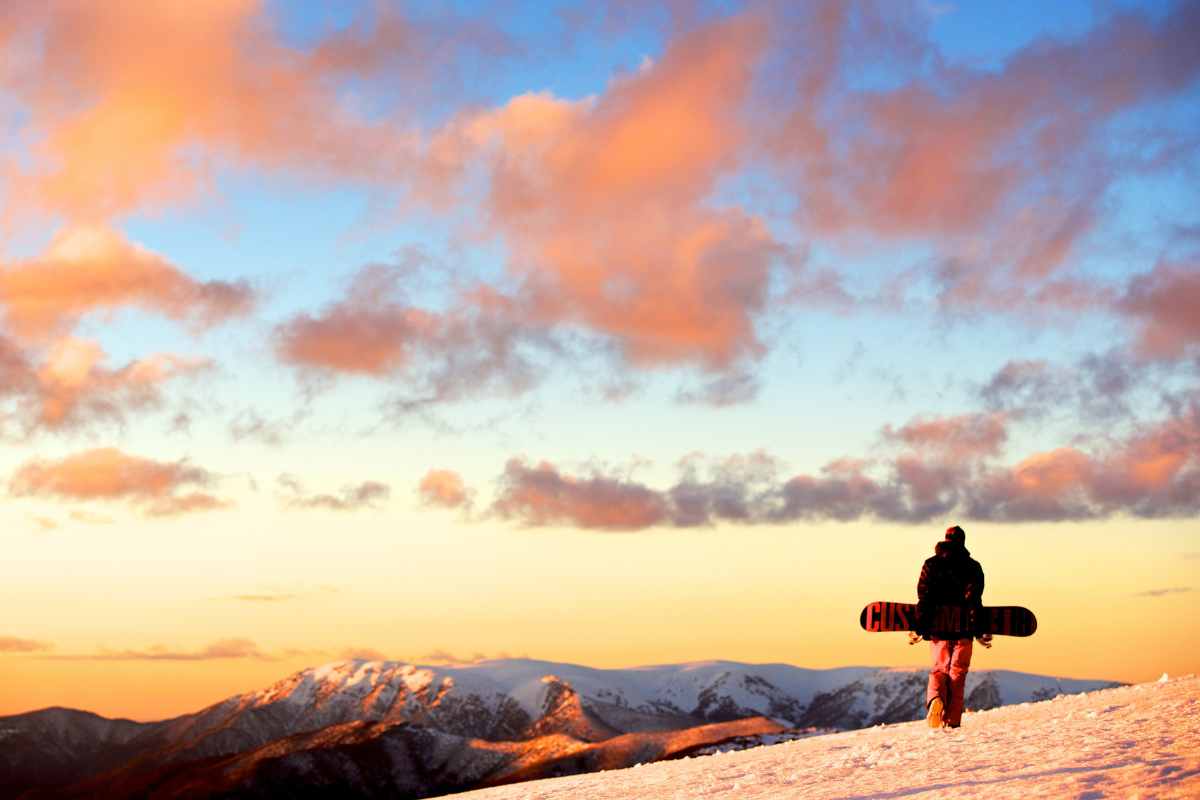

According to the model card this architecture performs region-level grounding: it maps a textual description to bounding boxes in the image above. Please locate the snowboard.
[859,601,1037,637]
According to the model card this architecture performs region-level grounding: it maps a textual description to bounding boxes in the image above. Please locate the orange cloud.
[278,16,781,392]
[0,635,53,654]
[418,469,470,509]
[47,638,268,661]
[0,331,205,436]
[27,336,207,431]
[8,447,229,518]
[2,0,424,219]
[0,223,252,340]
[434,16,777,369]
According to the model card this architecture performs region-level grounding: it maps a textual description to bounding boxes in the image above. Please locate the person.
[908,525,992,728]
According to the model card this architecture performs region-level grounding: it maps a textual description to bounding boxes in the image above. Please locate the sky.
[0,0,1198,722]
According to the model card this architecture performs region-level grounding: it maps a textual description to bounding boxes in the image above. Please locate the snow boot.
[926,697,944,729]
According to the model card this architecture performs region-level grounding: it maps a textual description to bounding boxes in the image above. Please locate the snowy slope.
[456,673,1200,800]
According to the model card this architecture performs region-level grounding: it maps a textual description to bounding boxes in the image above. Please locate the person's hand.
[907,631,923,645]
[976,633,993,649]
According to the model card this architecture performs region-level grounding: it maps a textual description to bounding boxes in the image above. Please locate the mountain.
[2,658,1121,799]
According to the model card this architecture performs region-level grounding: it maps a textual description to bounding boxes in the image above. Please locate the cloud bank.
[424,396,1200,529]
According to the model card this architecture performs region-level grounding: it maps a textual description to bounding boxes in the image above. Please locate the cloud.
[416,648,514,665]
[0,333,206,437]
[33,336,207,430]
[1132,587,1193,598]
[218,593,301,603]
[0,635,54,654]
[773,0,1200,314]
[68,509,116,525]
[0,1,437,219]
[8,447,230,518]
[279,645,390,662]
[418,469,472,510]
[0,223,253,341]
[276,17,786,403]
[492,458,669,530]
[275,264,547,409]
[882,412,1010,461]
[47,637,268,661]
[1119,263,1200,357]
[431,398,1200,529]
[337,646,389,662]
[276,474,390,512]
[210,585,340,603]
[440,15,780,371]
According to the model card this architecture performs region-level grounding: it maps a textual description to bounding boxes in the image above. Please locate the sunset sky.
[1,0,1198,722]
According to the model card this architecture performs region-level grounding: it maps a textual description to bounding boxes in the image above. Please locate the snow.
[456,674,1200,800]
[253,658,1113,725]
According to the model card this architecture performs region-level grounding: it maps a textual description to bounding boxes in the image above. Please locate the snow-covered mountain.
[1,658,1121,799]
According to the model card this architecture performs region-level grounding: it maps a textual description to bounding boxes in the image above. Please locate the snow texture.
[456,673,1200,800]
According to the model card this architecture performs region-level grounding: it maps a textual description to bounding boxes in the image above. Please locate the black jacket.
[916,540,984,637]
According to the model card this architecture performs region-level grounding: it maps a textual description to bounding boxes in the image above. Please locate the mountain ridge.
[2,658,1123,799]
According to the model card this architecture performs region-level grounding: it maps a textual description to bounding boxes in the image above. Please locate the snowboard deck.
[859,602,1037,637]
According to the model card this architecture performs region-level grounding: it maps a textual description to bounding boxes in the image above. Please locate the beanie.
[944,525,965,543]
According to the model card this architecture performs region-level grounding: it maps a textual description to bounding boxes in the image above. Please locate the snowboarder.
[909,525,993,728]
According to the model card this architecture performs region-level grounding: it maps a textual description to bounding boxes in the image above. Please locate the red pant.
[927,637,973,726]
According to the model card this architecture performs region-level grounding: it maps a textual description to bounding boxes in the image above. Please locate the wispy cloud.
[276,474,390,512]
[208,585,340,603]
[0,635,54,653]
[1132,587,1193,598]
[414,649,522,665]
[44,638,267,661]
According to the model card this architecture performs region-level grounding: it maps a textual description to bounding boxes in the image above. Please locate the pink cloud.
[428,398,1200,528]
[27,336,207,431]
[0,224,252,341]
[775,1,1200,314]
[48,638,268,661]
[427,16,778,370]
[0,1,430,219]
[418,469,471,509]
[0,635,54,654]
[491,458,668,530]
[8,447,230,518]
[274,264,542,407]
[277,16,782,395]
[882,412,1010,461]
[1119,263,1200,357]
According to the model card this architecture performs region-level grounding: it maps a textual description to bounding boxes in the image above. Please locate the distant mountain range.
[1,658,1121,799]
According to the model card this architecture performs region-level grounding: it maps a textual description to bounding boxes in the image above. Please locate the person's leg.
[927,638,951,724]
[944,638,974,726]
